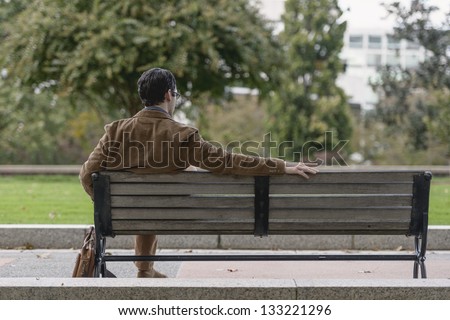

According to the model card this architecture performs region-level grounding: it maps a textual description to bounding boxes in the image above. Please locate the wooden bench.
[91,169,432,278]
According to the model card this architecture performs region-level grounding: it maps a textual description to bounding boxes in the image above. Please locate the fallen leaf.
[36,253,50,259]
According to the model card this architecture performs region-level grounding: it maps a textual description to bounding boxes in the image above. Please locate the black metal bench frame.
[92,170,432,278]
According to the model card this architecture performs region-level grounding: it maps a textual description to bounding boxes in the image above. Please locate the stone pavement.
[1,248,449,279]
[1,224,449,299]
[1,248,450,299]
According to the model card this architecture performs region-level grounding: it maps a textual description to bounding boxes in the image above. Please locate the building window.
[367,54,382,67]
[349,35,363,48]
[406,41,420,50]
[368,35,382,49]
[387,35,401,50]
[386,54,401,66]
[405,55,420,68]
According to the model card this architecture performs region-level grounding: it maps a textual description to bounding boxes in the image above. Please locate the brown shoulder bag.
[72,226,96,277]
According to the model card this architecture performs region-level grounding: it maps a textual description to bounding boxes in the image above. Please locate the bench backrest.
[92,170,431,238]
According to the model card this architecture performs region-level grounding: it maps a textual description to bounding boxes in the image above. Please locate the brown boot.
[137,269,167,278]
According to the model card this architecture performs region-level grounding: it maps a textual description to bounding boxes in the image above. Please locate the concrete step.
[1,248,449,299]
[1,224,449,250]
[1,277,450,300]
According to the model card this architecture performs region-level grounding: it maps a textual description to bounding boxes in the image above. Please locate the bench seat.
[92,169,431,278]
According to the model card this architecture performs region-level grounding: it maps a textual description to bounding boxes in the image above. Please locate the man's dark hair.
[137,68,176,106]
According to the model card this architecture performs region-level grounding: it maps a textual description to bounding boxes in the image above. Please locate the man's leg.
[134,234,167,278]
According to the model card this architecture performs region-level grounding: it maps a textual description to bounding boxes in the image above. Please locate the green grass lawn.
[429,176,450,225]
[0,175,93,224]
[0,175,449,225]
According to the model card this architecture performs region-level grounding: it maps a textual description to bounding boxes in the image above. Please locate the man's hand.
[284,162,319,179]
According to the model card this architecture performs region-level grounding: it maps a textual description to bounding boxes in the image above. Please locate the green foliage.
[0,0,280,116]
[425,89,450,155]
[370,66,430,150]
[369,0,449,161]
[195,94,268,153]
[359,114,449,165]
[385,0,449,89]
[0,73,112,164]
[0,0,357,166]
[266,0,353,162]
[0,0,284,164]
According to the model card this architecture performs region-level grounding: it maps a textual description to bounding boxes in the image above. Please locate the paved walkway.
[1,249,449,279]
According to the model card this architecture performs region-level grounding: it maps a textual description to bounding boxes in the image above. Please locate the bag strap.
[83,226,95,247]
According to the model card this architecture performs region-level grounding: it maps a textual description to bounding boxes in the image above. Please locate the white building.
[257,0,436,111]
[337,28,426,111]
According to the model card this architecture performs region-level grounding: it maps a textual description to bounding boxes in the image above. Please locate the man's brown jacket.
[79,109,285,199]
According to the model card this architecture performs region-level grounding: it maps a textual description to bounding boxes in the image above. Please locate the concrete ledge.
[295,279,450,300]
[1,225,449,250]
[0,225,91,249]
[1,278,449,300]
[1,164,448,176]
[0,165,80,175]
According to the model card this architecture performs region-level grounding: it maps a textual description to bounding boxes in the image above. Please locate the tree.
[369,66,430,150]
[0,0,280,116]
[266,0,353,163]
[386,0,449,89]
[370,0,449,156]
[0,71,113,164]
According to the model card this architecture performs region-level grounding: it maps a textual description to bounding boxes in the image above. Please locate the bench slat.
[111,208,411,220]
[110,194,412,208]
[270,208,411,220]
[270,183,412,195]
[110,182,412,195]
[102,170,420,184]
[111,195,253,208]
[272,171,419,184]
[112,208,254,219]
[105,171,254,184]
[269,195,411,208]
[111,221,410,233]
[110,183,253,195]
[112,229,409,235]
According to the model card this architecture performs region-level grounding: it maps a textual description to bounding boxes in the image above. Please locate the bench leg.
[413,259,427,279]
[100,259,107,277]
[413,235,427,279]
[94,235,117,278]
[94,235,106,278]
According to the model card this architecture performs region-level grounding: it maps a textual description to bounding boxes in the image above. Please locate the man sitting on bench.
[79,67,318,278]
